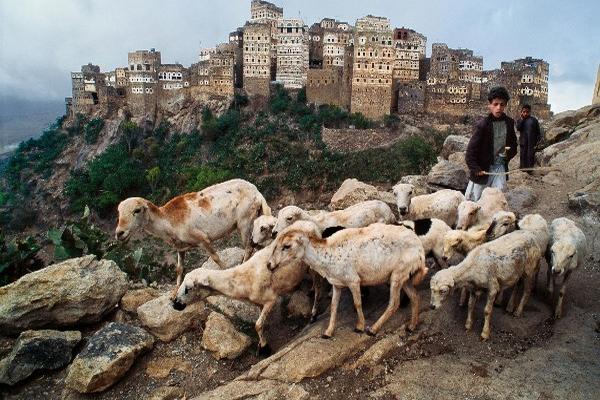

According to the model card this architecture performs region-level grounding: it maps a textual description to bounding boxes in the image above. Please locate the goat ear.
[485,221,497,237]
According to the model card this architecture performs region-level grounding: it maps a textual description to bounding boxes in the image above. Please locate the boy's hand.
[476,170,487,176]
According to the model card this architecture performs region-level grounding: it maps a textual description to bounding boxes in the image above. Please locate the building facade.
[275,18,309,89]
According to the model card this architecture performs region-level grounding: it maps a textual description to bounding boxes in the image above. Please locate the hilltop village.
[66,0,551,122]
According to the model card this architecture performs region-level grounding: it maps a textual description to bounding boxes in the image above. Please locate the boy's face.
[488,98,507,118]
[521,108,530,119]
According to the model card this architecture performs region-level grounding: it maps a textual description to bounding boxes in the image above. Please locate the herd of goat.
[115,178,587,355]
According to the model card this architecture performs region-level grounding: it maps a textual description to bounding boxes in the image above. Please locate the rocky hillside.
[1,104,598,399]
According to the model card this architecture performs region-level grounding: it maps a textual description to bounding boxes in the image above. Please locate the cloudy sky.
[1,0,598,113]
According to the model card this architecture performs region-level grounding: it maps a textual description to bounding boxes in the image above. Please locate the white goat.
[443,211,518,263]
[173,222,322,356]
[268,221,428,338]
[272,200,395,236]
[456,187,509,231]
[252,215,277,248]
[430,225,544,340]
[400,218,452,269]
[115,179,271,290]
[545,217,587,319]
[392,184,465,227]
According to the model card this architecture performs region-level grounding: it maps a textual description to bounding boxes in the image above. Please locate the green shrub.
[187,165,234,192]
[269,84,291,114]
[84,118,104,144]
[0,232,43,286]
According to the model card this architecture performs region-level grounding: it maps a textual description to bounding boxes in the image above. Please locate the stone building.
[229,27,245,88]
[126,49,161,117]
[192,44,235,97]
[594,65,600,105]
[424,43,484,116]
[350,15,394,119]
[306,18,354,109]
[70,63,103,115]
[485,56,551,119]
[275,18,309,89]
[250,0,283,24]
[392,28,426,82]
[243,22,273,96]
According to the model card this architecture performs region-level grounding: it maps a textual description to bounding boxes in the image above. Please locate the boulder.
[0,330,81,385]
[397,175,434,195]
[192,379,309,400]
[120,288,161,313]
[544,126,570,144]
[138,294,209,342]
[200,247,245,270]
[568,181,600,213]
[329,178,379,210]
[150,386,186,400]
[541,170,565,186]
[0,255,128,335]
[506,186,537,213]
[201,312,252,360]
[441,135,470,159]
[426,159,469,191]
[65,322,154,393]
[205,295,261,325]
[286,291,312,319]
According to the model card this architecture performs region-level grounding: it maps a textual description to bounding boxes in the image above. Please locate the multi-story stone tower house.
[487,57,550,118]
[306,18,354,109]
[70,63,105,115]
[229,28,245,88]
[594,65,600,105]
[193,44,235,97]
[243,0,283,96]
[350,15,394,119]
[275,18,309,89]
[393,28,426,114]
[425,43,483,116]
[126,49,161,117]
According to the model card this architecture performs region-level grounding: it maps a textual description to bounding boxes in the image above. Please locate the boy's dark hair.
[487,86,510,102]
[521,104,531,111]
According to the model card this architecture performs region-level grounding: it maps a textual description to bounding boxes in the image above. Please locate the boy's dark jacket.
[465,113,518,184]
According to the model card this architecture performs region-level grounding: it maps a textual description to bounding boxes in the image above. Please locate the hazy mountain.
[0,97,65,154]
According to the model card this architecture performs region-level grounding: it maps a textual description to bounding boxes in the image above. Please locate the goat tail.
[411,261,429,287]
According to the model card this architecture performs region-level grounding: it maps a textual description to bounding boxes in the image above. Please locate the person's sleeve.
[506,119,518,161]
[534,119,542,144]
[516,118,523,132]
[466,120,483,174]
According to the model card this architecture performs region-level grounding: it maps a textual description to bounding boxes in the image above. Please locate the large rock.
[200,247,245,270]
[0,255,128,335]
[397,175,434,195]
[201,312,252,360]
[441,135,470,159]
[150,386,186,400]
[146,357,192,379]
[120,288,161,313]
[544,126,570,144]
[568,180,600,213]
[138,294,208,342]
[0,330,81,385]
[65,322,154,393]
[506,186,537,213]
[192,379,309,400]
[329,178,379,210]
[426,159,469,191]
[205,295,261,325]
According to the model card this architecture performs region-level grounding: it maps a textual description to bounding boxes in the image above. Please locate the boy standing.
[517,104,541,169]
[465,86,518,201]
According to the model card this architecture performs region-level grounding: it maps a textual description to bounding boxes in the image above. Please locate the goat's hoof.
[257,344,272,357]
[353,328,364,334]
[310,315,318,324]
[172,300,186,311]
[321,333,332,340]
[366,328,376,337]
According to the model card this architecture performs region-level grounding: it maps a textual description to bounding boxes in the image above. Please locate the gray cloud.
[1,0,598,112]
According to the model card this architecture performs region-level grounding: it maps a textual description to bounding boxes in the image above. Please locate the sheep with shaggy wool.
[456,187,509,231]
[392,184,464,227]
[545,217,587,319]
